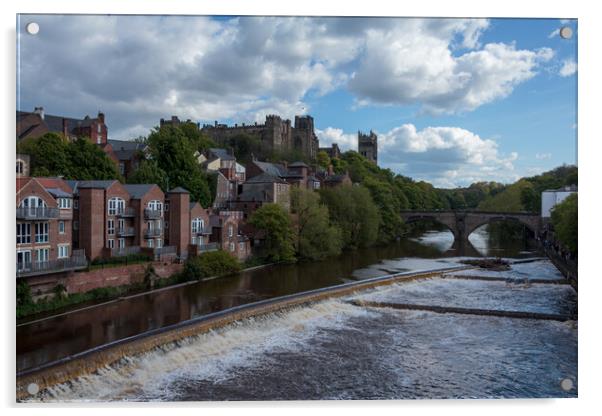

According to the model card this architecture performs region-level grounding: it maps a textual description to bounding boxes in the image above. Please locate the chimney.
[34,106,44,120]
[97,112,105,124]
[62,118,69,137]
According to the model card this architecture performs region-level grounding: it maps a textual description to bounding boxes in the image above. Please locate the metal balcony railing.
[118,207,136,217]
[154,245,176,255]
[16,256,88,278]
[144,228,162,238]
[110,246,141,257]
[117,227,136,237]
[199,242,219,252]
[144,208,162,219]
[16,207,59,220]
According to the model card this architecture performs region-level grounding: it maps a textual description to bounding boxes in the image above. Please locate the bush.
[17,280,33,308]
[182,251,241,281]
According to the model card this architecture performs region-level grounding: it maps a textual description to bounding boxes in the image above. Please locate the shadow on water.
[16,226,539,373]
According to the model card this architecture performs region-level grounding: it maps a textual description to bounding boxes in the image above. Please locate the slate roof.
[252,161,287,177]
[237,189,270,202]
[289,161,309,168]
[17,111,99,136]
[209,148,235,160]
[72,180,118,190]
[123,184,158,199]
[168,186,189,194]
[323,174,349,183]
[46,188,72,198]
[245,172,287,184]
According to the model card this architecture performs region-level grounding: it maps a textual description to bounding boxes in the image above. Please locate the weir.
[441,274,571,285]
[16,265,472,400]
[348,300,574,322]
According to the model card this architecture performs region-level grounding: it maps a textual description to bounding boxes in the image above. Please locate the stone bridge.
[400,210,541,243]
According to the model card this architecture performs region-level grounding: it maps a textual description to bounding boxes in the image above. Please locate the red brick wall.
[63,262,183,294]
[167,191,190,257]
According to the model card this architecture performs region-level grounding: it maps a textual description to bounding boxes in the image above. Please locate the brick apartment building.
[16,177,87,278]
[17,107,108,144]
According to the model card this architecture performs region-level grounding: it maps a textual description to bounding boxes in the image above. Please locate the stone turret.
[358,130,378,164]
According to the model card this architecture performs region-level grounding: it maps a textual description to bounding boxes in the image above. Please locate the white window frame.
[107,219,115,235]
[107,239,115,249]
[34,222,49,243]
[57,244,70,259]
[228,224,234,237]
[118,218,125,233]
[156,238,162,248]
[229,242,235,252]
[17,250,32,270]
[16,223,31,244]
[148,239,154,248]
[58,198,72,209]
[35,248,49,263]
[118,238,125,249]
[108,197,125,215]
[58,221,65,234]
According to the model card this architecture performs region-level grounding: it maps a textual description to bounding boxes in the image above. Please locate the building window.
[239,242,245,252]
[34,222,49,243]
[191,218,204,234]
[35,248,49,263]
[118,238,125,249]
[73,199,79,209]
[156,239,162,248]
[164,202,169,212]
[119,162,125,176]
[19,196,46,210]
[73,220,79,230]
[107,239,114,249]
[229,242,235,252]
[148,239,154,248]
[97,135,102,144]
[16,223,31,244]
[16,160,24,175]
[147,200,163,212]
[58,244,69,259]
[58,221,65,234]
[228,224,234,237]
[107,219,115,235]
[58,198,72,209]
[108,197,125,215]
[17,251,31,269]
[191,236,197,245]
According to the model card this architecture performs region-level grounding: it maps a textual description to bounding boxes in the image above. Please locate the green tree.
[127,160,169,190]
[146,125,212,205]
[290,187,342,260]
[316,151,331,169]
[319,185,380,249]
[551,193,578,254]
[249,204,296,263]
[18,133,70,177]
[182,250,241,281]
[66,138,123,180]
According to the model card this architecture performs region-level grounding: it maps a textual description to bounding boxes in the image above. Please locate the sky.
[16,15,577,188]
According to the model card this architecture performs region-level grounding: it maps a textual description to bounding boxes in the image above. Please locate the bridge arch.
[402,214,459,240]
[463,215,540,239]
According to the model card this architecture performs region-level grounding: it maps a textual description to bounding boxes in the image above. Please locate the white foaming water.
[447,259,565,280]
[28,299,376,402]
[410,230,454,251]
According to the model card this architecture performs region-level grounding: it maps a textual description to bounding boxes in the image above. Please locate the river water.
[20,227,578,401]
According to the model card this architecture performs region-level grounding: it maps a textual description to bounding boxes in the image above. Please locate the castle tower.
[358,130,378,164]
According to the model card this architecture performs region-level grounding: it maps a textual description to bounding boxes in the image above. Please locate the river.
[18,226,578,401]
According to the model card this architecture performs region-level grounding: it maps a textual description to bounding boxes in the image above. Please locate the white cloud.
[18,16,557,138]
[535,152,552,160]
[559,59,577,77]
[348,21,554,114]
[318,123,520,187]
[315,127,357,151]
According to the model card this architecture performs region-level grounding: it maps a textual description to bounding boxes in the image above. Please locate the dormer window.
[148,200,163,212]
[58,198,72,209]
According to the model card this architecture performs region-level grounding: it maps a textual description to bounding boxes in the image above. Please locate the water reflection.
[17,227,540,373]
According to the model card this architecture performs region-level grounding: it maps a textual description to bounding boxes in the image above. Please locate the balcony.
[199,242,219,252]
[144,208,162,219]
[16,256,88,278]
[118,207,136,218]
[16,207,59,220]
[117,227,136,237]
[150,245,177,261]
[144,228,163,238]
[195,227,213,236]
[110,245,141,257]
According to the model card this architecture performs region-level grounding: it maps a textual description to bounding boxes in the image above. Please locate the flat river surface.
[20,228,578,401]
